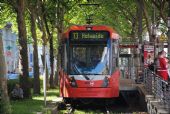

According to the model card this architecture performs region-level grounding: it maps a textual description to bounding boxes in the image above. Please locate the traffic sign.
[159,34,168,42]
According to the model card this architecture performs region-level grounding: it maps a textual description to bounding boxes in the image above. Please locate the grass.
[10,88,59,114]
[10,86,147,114]
[11,99,43,114]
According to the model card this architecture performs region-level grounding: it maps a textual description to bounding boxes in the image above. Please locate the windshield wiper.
[82,74,90,80]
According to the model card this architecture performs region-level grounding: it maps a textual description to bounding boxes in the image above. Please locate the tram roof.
[62,25,119,40]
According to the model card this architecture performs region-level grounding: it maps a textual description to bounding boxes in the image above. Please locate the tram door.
[119,54,135,79]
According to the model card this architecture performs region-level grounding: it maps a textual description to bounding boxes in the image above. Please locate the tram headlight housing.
[69,76,77,87]
[86,26,92,30]
[101,76,109,87]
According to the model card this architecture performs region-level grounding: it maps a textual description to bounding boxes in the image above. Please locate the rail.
[144,68,170,106]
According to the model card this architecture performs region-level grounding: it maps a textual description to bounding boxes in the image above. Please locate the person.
[11,84,23,100]
[156,50,169,81]
[148,58,157,72]
[156,51,161,72]
[146,53,154,66]
[148,52,161,72]
[166,54,170,82]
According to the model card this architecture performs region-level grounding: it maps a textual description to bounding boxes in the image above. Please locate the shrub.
[0,88,11,114]
[8,77,34,94]
[7,79,19,96]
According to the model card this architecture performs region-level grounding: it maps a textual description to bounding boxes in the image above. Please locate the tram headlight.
[69,77,77,87]
[101,76,109,87]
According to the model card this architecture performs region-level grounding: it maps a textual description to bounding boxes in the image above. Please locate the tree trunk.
[0,33,11,114]
[55,31,62,86]
[30,9,40,95]
[168,0,170,54]
[143,0,152,41]
[42,31,49,89]
[55,2,64,86]
[16,0,31,98]
[42,8,55,88]
[49,34,55,88]
[136,0,144,80]
[137,0,143,43]
[130,8,138,39]
[37,0,49,88]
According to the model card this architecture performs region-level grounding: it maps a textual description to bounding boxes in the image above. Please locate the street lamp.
[152,25,157,37]
[152,25,157,47]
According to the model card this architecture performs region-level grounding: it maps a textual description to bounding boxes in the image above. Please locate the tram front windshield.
[69,45,110,75]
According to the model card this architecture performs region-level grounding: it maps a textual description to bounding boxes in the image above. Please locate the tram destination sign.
[69,31,109,40]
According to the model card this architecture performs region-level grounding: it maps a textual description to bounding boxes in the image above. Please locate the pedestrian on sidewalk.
[166,54,170,82]
[157,50,169,81]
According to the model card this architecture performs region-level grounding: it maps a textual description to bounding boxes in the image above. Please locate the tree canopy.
[0,0,169,113]
[0,0,169,42]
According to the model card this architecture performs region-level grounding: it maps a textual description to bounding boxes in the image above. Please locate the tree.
[49,30,55,88]
[151,0,169,34]
[27,1,40,94]
[9,0,31,98]
[1,0,169,91]
[0,30,11,114]
[151,0,168,24]
[37,0,49,88]
[54,0,82,85]
[41,0,56,88]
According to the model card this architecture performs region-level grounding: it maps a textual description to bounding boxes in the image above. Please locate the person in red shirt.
[157,50,169,81]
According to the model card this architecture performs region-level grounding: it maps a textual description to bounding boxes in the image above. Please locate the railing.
[144,68,170,106]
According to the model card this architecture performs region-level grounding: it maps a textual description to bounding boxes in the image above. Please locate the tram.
[59,25,120,103]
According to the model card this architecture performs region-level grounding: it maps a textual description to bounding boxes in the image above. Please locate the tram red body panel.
[60,69,120,98]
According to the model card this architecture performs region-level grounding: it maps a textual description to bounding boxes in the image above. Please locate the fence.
[144,68,170,106]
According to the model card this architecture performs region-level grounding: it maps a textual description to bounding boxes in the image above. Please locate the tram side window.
[112,40,119,72]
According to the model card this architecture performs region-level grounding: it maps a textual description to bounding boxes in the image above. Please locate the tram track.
[56,101,147,114]
[55,90,148,114]
[66,104,75,114]
[104,105,110,114]
[56,105,147,114]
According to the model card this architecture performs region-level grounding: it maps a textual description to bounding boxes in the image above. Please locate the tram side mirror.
[112,42,119,58]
